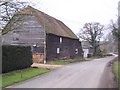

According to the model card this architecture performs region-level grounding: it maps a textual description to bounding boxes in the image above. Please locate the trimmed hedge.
[2,45,33,73]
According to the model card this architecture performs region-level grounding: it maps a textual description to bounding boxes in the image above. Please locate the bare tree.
[109,20,120,59]
[0,0,28,29]
[0,0,27,76]
[109,20,118,40]
[78,22,104,56]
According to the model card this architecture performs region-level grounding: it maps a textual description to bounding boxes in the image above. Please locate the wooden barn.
[2,6,83,63]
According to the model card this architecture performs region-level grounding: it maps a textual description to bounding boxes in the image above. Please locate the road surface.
[8,56,117,88]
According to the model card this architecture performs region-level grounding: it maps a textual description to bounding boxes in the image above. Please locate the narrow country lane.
[8,56,117,88]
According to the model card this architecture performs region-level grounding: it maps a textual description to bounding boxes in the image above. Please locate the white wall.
[83,49,89,57]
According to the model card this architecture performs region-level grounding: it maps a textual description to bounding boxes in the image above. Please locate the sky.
[20,0,119,34]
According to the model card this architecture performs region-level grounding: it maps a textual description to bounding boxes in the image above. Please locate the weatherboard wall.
[2,14,45,53]
[46,33,82,60]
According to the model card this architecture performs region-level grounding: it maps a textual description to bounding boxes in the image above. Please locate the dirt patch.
[31,63,63,69]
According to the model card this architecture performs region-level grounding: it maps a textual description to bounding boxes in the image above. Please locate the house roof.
[13,6,78,39]
[81,41,92,49]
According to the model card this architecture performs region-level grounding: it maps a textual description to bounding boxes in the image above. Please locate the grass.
[113,60,120,88]
[1,67,50,88]
[1,57,84,88]
[47,57,84,65]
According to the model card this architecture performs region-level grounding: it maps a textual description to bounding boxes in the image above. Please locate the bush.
[87,53,93,58]
[2,45,33,73]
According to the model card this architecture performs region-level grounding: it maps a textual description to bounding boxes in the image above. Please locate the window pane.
[57,48,60,54]
[60,37,62,43]
[75,48,78,54]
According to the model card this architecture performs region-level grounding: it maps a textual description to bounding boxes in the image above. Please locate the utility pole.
[118,1,120,60]
[43,12,46,64]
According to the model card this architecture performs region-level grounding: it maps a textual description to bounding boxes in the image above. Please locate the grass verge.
[113,60,120,88]
[1,67,50,88]
[47,57,84,65]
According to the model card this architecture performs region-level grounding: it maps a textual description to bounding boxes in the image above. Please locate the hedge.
[2,45,33,73]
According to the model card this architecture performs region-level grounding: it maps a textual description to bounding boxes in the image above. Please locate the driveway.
[8,56,117,88]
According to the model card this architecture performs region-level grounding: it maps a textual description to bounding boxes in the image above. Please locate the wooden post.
[43,12,46,64]
[20,69,23,78]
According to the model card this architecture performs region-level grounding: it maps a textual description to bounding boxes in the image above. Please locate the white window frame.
[57,48,60,54]
[75,48,78,54]
[13,32,19,41]
[60,37,62,44]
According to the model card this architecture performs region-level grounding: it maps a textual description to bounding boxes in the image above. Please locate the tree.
[0,0,29,76]
[109,20,119,40]
[110,20,120,59]
[78,22,104,56]
[0,0,28,29]
[105,32,118,53]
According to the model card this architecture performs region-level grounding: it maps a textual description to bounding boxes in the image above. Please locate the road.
[8,56,117,88]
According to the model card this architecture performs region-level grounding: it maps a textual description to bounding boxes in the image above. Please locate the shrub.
[2,45,33,73]
[87,53,93,58]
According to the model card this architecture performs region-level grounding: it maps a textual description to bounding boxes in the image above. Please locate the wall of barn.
[69,39,82,58]
[2,14,83,61]
[2,14,45,54]
[46,34,82,60]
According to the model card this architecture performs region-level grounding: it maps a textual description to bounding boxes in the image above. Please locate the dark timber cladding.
[2,6,83,61]
[46,34,82,60]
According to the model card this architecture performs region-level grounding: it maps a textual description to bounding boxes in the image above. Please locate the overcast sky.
[22,0,119,34]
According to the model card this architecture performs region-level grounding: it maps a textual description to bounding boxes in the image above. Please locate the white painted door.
[83,49,89,57]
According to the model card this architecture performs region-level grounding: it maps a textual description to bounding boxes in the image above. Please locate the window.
[33,44,37,52]
[60,37,62,44]
[57,48,60,54]
[75,48,78,54]
[13,37,19,41]
[13,33,19,41]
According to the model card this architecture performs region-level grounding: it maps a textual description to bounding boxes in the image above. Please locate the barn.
[2,6,83,63]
